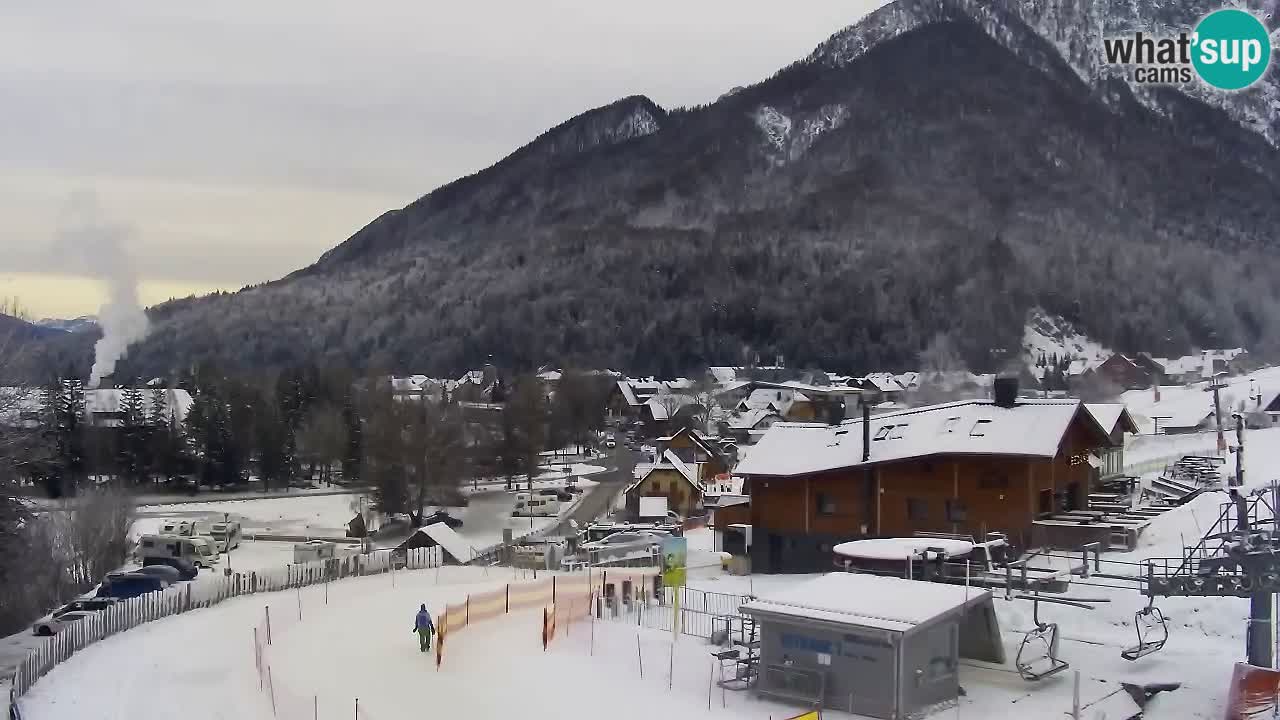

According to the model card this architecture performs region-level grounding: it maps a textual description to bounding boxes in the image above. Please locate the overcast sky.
[0,0,889,319]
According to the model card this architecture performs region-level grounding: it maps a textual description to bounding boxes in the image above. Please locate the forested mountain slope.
[110,2,1280,379]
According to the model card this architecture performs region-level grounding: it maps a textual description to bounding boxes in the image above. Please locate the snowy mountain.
[812,0,1280,144]
[105,1,1280,380]
[35,316,100,334]
[1021,310,1112,373]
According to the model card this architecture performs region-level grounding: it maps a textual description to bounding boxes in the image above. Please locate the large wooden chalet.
[735,387,1116,573]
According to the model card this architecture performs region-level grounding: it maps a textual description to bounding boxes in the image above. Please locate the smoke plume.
[55,193,150,388]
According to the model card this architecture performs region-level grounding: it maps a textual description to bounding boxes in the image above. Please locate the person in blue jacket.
[413,604,435,652]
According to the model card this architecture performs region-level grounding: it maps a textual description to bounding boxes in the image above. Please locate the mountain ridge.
[78,3,1280,381]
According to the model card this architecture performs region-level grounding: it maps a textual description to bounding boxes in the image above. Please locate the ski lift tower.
[1144,483,1280,668]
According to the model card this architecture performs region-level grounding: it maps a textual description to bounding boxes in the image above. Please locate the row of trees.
[1,300,137,635]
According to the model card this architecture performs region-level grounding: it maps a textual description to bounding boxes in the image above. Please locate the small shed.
[395,523,476,564]
[740,573,1003,719]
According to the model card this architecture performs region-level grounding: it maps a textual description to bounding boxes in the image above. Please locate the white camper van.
[159,519,209,537]
[513,492,561,517]
[138,534,219,569]
[293,540,336,564]
[209,520,242,551]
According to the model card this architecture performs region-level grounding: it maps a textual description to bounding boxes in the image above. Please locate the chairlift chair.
[1016,600,1070,681]
[1120,604,1169,661]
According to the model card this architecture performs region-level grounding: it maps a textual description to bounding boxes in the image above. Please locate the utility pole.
[1232,488,1272,667]
[1213,379,1226,456]
[1232,414,1244,489]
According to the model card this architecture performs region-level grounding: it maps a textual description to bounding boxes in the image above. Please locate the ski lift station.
[740,573,1004,719]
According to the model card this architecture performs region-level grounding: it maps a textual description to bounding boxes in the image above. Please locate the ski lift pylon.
[1120,603,1169,661]
[1015,598,1070,681]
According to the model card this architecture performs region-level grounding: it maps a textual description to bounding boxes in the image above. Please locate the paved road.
[549,448,639,536]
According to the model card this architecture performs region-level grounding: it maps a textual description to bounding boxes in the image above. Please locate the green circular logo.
[1192,9,1273,90]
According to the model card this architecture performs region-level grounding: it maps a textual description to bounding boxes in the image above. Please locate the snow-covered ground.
[1121,365,1280,437]
[135,492,370,540]
[15,408,1280,718]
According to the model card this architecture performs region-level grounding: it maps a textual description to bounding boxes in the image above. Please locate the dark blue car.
[96,573,165,600]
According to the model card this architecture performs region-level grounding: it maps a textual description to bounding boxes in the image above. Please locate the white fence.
[9,546,443,704]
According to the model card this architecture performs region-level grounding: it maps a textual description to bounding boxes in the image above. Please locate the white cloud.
[0,0,890,315]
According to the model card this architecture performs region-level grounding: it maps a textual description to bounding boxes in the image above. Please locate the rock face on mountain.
[108,1,1280,380]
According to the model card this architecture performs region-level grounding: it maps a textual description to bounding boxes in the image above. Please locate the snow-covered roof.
[741,573,991,633]
[645,394,697,421]
[1151,355,1201,376]
[726,408,779,430]
[458,370,486,385]
[735,398,1102,477]
[616,380,641,407]
[713,380,752,396]
[863,373,904,393]
[627,449,701,493]
[739,388,800,415]
[708,367,739,384]
[537,370,562,382]
[894,372,920,390]
[413,523,475,563]
[1084,403,1138,436]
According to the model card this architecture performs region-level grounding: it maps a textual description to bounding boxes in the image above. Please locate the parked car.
[537,488,573,502]
[33,610,95,636]
[124,564,184,584]
[605,439,616,449]
[581,530,669,562]
[105,569,172,589]
[142,556,200,580]
[96,573,166,600]
[50,598,116,619]
[422,511,463,529]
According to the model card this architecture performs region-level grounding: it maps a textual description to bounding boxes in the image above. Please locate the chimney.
[862,401,871,462]
[994,376,1019,408]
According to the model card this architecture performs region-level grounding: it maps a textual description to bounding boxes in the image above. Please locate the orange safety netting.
[1224,662,1280,719]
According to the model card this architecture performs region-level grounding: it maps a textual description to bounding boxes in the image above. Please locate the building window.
[946,500,967,523]
[816,493,836,515]
[907,498,928,521]
[979,474,1009,490]
[970,419,992,437]
[888,423,908,440]
[874,426,892,441]
[941,416,961,433]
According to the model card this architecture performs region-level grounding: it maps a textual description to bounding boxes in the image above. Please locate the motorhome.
[159,519,209,537]
[137,534,220,569]
[209,520,243,551]
[513,492,561,517]
[293,540,337,564]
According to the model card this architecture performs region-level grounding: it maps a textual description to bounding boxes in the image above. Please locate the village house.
[734,380,1113,573]
[623,449,704,519]
[1262,391,1280,426]
[858,373,906,404]
[1084,403,1139,481]
[653,426,732,483]
[1094,354,1161,390]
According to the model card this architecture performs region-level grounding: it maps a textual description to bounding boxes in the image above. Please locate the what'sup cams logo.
[1103,8,1275,91]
